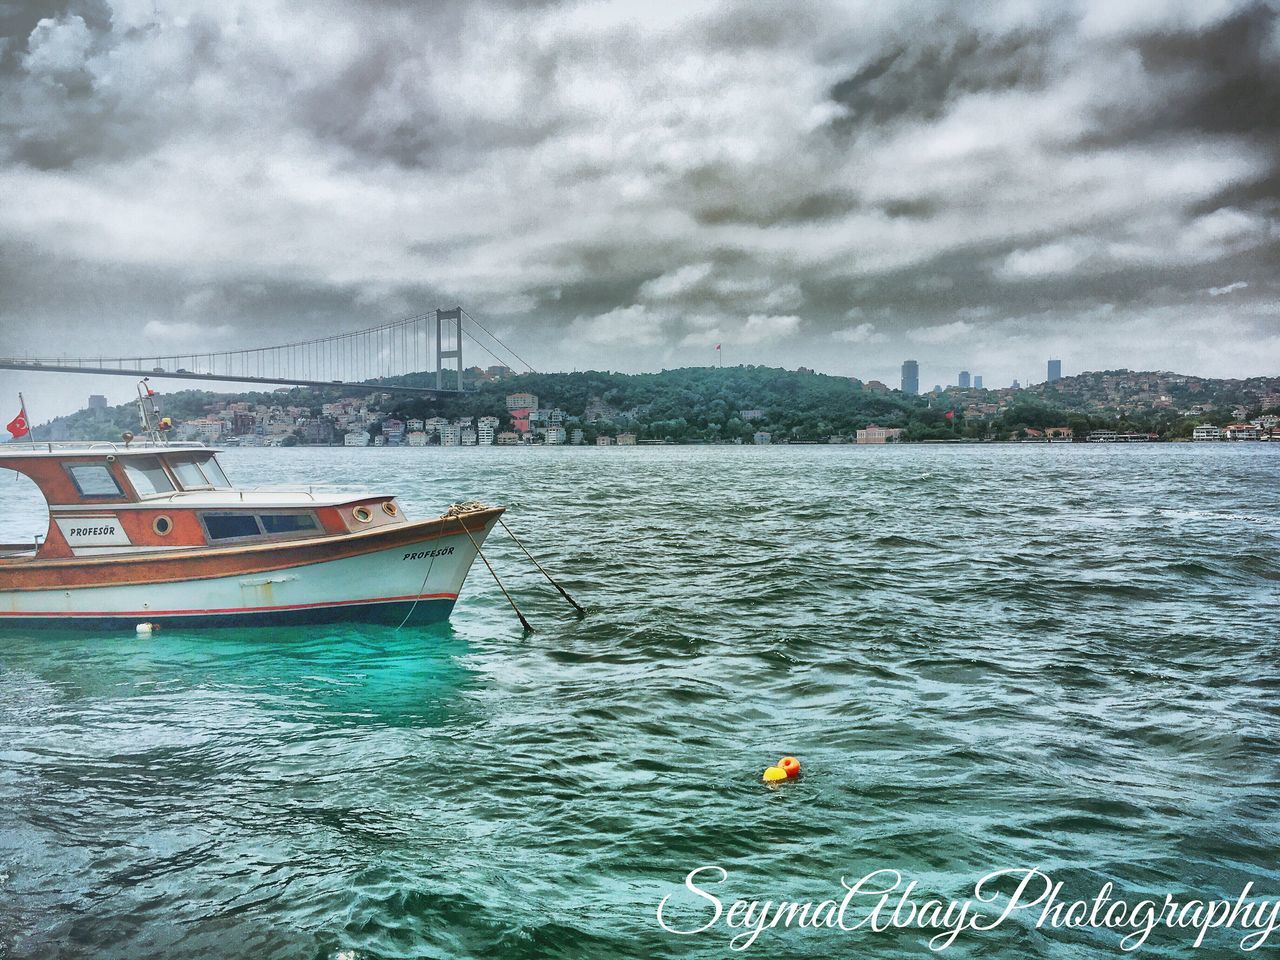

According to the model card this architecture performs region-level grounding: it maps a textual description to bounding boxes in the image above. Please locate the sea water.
[1,444,1278,959]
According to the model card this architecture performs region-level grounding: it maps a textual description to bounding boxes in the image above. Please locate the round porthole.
[153,515,173,536]
[352,506,373,523]
[382,501,398,517]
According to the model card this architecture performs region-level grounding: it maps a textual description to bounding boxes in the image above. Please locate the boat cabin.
[0,442,405,561]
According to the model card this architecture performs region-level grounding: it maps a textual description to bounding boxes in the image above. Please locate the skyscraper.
[901,359,919,395]
[1048,359,1062,383]
[958,370,971,388]
[973,375,983,390]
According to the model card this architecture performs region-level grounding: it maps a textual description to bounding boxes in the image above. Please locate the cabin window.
[202,457,232,488]
[202,513,262,540]
[172,460,212,490]
[259,513,318,535]
[124,457,175,497]
[65,463,123,498]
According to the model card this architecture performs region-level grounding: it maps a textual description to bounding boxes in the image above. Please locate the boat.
[0,386,502,629]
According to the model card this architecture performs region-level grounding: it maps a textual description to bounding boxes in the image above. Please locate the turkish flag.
[944,410,955,420]
[6,409,29,438]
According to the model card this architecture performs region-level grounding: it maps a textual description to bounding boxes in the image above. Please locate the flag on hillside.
[6,405,29,439]
[944,410,955,421]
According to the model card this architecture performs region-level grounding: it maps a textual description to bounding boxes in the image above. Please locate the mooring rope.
[445,503,533,633]
[497,517,586,616]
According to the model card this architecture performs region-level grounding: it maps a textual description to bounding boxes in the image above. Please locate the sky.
[1,0,1278,418]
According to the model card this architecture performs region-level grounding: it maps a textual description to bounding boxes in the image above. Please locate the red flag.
[6,408,29,438]
[715,343,721,350]
[944,410,955,420]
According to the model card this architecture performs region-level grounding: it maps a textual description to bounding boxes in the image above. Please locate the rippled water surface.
[2,445,1279,959]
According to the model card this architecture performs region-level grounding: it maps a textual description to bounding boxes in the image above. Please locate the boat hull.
[0,510,501,629]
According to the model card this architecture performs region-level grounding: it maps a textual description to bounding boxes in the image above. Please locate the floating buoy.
[762,765,788,783]
[135,622,154,636]
[779,756,801,779]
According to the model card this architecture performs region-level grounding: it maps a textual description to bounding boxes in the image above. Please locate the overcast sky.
[1,0,1278,417]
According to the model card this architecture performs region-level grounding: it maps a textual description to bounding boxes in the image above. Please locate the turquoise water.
[2,444,1279,959]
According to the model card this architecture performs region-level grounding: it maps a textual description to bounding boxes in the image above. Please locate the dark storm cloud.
[0,0,1277,419]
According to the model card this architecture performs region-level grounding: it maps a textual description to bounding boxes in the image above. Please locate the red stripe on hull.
[0,592,458,618]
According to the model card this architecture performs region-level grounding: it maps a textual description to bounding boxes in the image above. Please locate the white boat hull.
[0,517,498,629]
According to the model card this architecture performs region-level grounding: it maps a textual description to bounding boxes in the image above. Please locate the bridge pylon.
[436,307,463,392]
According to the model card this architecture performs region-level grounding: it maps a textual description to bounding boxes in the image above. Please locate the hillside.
[18,365,1280,445]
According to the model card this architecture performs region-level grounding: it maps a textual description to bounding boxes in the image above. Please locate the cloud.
[833,322,884,343]
[994,241,1092,280]
[143,319,235,339]
[568,304,666,346]
[1206,280,1249,296]
[907,320,976,344]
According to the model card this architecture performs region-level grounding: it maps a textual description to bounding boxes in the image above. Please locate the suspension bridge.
[0,307,534,397]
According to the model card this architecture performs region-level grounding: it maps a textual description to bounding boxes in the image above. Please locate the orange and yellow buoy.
[762,756,801,783]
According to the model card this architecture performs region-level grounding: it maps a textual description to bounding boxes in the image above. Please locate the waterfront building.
[1225,423,1261,440]
[506,392,538,413]
[616,433,637,445]
[753,431,771,445]
[1192,425,1223,441]
[1045,426,1073,442]
[440,424,461,446]
[1048,359,1062,383]
[571,429,584,445]
[545,426,566,444]
[496,431,520,445]
[596,436,614,446]
[407,431,429,446]
[181,417,225,443]
[958,370,971,389]
[461,428,477,445]
[856,425,903,444]
[901,360,918,396]
[477,421,496,445]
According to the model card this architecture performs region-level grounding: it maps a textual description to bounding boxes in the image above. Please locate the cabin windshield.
[170,455,233,491]
[123,456,176,497]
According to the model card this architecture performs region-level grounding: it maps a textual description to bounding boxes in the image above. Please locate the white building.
[440,424,462,446]
[407,431,429,446]
[344,431,370,446]
[477,416,499,445]
[1192,425,1223,441]
[461,428,477,445]
[616,433,636,446]
[753,431,772,445]
[506,392,538,413]
[545,426,566,444]
[596,435,614,446]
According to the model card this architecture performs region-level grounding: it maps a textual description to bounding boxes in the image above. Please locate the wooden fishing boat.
[0,437,502,628]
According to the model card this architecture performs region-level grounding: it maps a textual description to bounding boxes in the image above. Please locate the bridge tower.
[436,307,463,391]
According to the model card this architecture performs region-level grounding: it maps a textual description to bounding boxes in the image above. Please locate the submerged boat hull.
[0,509,501,629]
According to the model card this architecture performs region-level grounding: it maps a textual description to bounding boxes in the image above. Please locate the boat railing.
[0,440,212,454]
